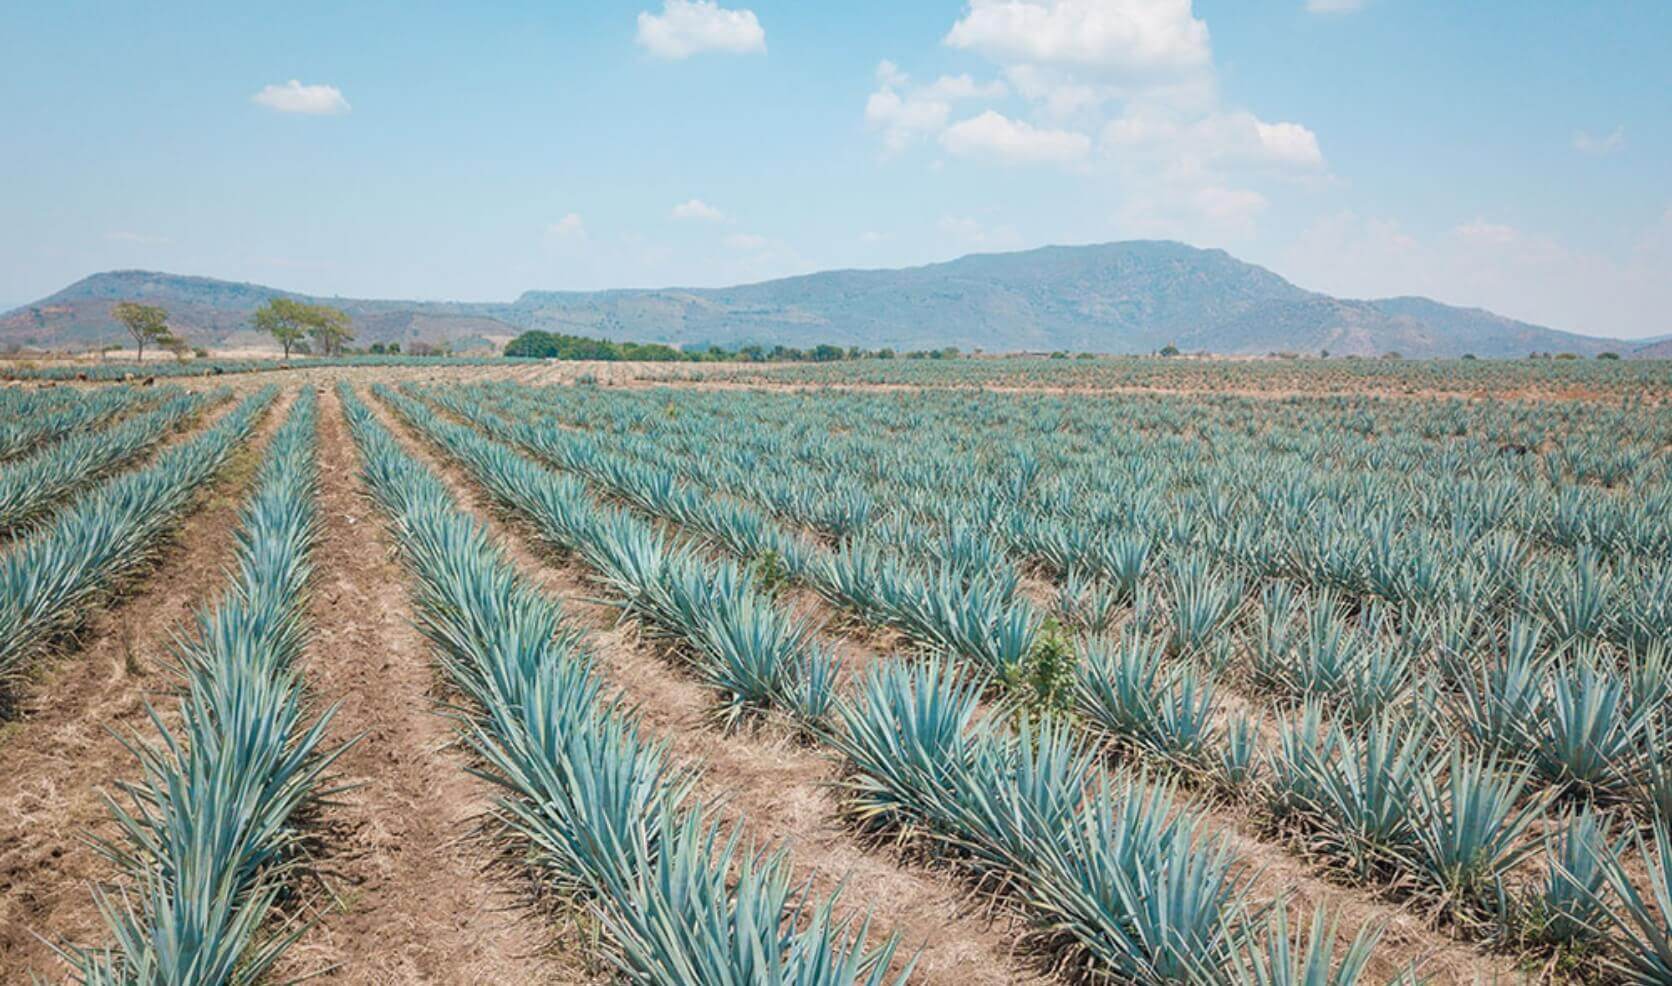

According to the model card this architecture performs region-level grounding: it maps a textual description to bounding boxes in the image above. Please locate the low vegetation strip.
[342,383,912,984]
[0,387,224,537]
[56,389,347,982]
[0,385,154,462]
[0,385,275,697]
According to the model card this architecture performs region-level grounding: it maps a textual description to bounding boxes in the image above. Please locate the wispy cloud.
[547,213,587,239]
[1305,0,1366,13]
[941,110,1091,166]
[722,232,769,250]
[671,198,728,222]
[1572,126,1625,155]
[251,80,351,115]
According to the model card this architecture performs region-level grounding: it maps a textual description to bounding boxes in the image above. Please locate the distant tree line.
[503,330,964,362]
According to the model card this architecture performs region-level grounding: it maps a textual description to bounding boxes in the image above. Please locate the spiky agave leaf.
[1596,821,1672,986]
[1218,904,1385,986]
[1411,752,1551,921]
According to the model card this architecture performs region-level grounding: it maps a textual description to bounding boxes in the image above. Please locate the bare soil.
[274,384,602,985]
[0,388,294,977]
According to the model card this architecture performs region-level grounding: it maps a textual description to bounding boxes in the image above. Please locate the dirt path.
[275,384,601,985]
[0,387,295,977]
[365,390,1049,986]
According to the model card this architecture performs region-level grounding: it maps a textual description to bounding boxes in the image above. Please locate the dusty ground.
[275,384,600,985]
[363,390,1050,986]
[0,389,293,977]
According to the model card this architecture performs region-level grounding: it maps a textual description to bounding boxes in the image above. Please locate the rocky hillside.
[0,241,1629,357]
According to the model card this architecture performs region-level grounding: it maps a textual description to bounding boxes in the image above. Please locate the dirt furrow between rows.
[275,384,603,985]
[0,386,298,977]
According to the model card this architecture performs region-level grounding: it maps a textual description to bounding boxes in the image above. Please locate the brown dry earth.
[425,390,1529,986]
[0,387,295,977]
[363,391,1051,986]
[274,384,601,985]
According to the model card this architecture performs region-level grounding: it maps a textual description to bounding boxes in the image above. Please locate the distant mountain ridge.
[1,241,1646,358]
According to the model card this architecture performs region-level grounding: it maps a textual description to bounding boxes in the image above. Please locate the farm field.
[0,359,1669,985]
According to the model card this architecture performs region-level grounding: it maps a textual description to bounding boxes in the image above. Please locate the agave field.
[0,360,1668,985]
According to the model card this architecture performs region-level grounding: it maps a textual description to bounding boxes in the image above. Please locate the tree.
[307,305,354,356]
[252,298,310,359]
[112,302,170,361]
[1159,343,1180,357]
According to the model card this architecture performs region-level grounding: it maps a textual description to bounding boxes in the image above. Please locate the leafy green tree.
[251,298,310,358]
[111,302,170,360]
[307,305,354,356]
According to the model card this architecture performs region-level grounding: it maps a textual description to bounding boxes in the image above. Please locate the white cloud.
[1306,0,1366,13]
[635,0,765,59]
[1280,208,1672,339]
[547,213,587,239]
[859,230,891,244]
[865,61,1008,154]
[671,198,727,222]
[942,110,1091,165]
[1102,109,1323,170]
[869,1,1324,240]
[945,0,1210,78]
[1253,120,1324,167]
[1573,126,1625,155]
[251,80,351,115]
[723,232,769,250]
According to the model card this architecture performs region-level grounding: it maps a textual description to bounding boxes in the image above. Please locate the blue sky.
[2,1,1668,338]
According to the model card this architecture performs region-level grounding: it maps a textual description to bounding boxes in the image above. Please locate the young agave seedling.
[1518,804,1619,955]
[1220,905,1386,986]
[1412,751,1552,925]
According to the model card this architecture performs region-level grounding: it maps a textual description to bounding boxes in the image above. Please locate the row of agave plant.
[438,382,1665,792]
[341,383,914,984]
[438,386,1665,788]
[417,382,1671,811]
[374,383,835,727]
[0,387,221,537]
[0,385,274,694]
[379,388,1447,985]
[662,353,1672,401]
[417,382,1672,980]
[59,390,347,983]
[456,378,1669,538]
[0,383,161,462]
[0,353,535,383]
[446,382,1669,656]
